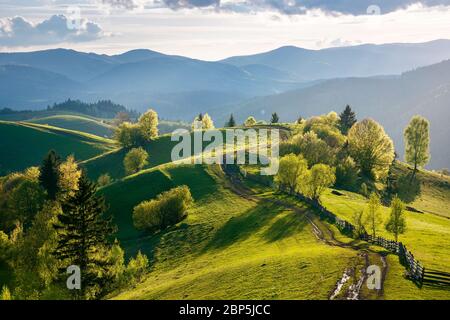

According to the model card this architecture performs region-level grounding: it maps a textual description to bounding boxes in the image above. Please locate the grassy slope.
[27,115,114,138]
[109,164,355,299]
[320,180,450,299]
[0,121,117,174]
[393,162,450,219]
[82,134,176,181]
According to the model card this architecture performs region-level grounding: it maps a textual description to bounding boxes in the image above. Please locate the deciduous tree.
[404,115,430,180]
[123,147,149,175]
[275,154,308,193]
[58,155,81,198]
[365,192,382,237]
[348,119,394,180]
[386,195,406,242]
[244,116,257,127]
[302,164,336,201]
[138,109,159,141]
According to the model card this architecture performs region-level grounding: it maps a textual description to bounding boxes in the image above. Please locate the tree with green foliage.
[302,164,336,201]
[335,156,359,190]
[275,154,308,193]
[53,173,115,300]
[125,251,149,284]
[244,116,257,127]
[1,285,11,300]
[8,179,45,228]
[124,147,149,175]
[58,155,81,198]
[133,186,193,231]
[296,116,303,124]
[11,201,61,298]
[114,122,144,148]
[386,196,406,242]
[296,131,336,166]
[352,210,366,237]
[192,113,214,130]
[39,150,61,200]
[339,105,357,134]
[404,115,430,180]
[348,119,395,180]
[202,113,214,130]
[270,112,279,124]
[226,114,236,127]
[365,192,382,237]
[138,109,159,141]
[97,173,112,187]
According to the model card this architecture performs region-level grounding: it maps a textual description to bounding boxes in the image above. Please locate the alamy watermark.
[171,124,279,176]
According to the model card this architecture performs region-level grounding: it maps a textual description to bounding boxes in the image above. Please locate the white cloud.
[0,14,106,46]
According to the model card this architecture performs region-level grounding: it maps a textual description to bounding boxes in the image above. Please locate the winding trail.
[220,165,388,300]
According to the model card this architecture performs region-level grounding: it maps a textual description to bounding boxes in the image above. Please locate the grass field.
[0,121,117,175]
[83,134,177,181]
[320,188,450,273]
[27,115,114,138]
[110,165,356,299]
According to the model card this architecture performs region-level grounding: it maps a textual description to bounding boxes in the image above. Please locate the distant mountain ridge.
[2,40,450,115]
[221,39,450,81]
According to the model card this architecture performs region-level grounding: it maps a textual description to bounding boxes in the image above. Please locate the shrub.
[133,185,193,231]
[125,251,149,284]
[244,116,257,127]
[97,173,113,187]
[124,147,149,175]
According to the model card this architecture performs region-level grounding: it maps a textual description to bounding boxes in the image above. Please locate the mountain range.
[1,40,450,168]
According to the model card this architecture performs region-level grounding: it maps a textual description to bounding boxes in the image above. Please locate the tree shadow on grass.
[203,202,284,251]
[396,173,422,203]
[262,211,308,243]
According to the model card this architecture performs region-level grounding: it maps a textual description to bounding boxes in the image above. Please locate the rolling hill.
[103,163,356,300]
[0,121,117,175]
[0,65,83,109]
[27,115,114,138]
[225,59,450,170]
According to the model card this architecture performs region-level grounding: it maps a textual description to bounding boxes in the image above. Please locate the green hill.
[82,134,177,181]
[27,115,114,138]
[0,121,117,175]
[103,164,356,299]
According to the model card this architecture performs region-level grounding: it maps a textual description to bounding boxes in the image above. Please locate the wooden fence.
[231,165,450,287]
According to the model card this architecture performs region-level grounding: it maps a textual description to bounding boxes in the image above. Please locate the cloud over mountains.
[0,14,105,46]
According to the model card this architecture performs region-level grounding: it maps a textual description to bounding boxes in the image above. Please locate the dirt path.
[221,166,388,300]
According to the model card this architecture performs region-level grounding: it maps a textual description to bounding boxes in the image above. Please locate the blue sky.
[1,0,450,59]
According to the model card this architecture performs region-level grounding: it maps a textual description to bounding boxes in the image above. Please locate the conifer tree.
[270,112,279,124]
[39,150,61,200]
[226,114,236,127]
[339,105,357,135]
[53,172,115,299]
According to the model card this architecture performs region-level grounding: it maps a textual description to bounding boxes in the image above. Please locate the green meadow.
[0,121,116,175]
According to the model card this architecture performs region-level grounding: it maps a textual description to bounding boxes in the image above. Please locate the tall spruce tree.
[53,172,115,299]
[226,114,236,127]
[39,150,61,200]
[270,112,279,124]
[339,105,357,135]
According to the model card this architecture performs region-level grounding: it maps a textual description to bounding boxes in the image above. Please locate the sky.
[1,0,450,60]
